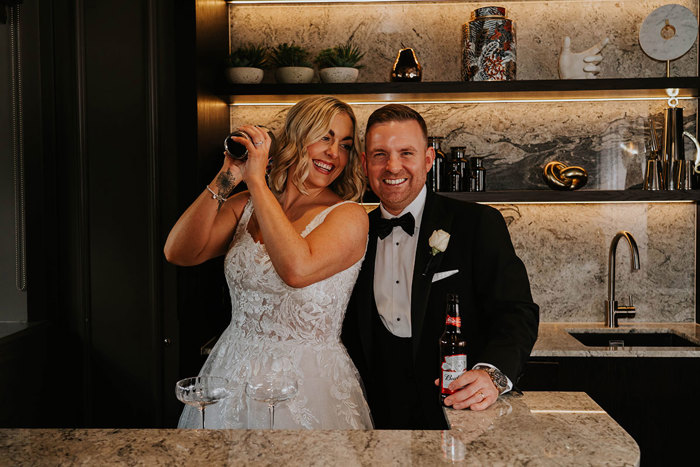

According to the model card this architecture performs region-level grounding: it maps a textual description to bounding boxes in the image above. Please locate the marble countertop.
[533,322,700,357]
[0,392,639,466]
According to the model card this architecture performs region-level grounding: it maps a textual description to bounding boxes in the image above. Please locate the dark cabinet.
[3,0,196,428]
[520,357,700,466]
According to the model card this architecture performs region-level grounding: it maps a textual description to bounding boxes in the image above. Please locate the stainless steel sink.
[568,331,700,348]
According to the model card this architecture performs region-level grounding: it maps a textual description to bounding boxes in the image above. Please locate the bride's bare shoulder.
[225,191,251,220]
[324,201,369,229]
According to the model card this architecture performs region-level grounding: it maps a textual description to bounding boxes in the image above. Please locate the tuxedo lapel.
[411,192,453,359]
[357,207,381,369]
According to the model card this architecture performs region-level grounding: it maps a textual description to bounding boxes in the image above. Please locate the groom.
[342,104,539,430]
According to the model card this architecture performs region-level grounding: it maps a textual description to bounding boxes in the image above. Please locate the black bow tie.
[373,212,415,239]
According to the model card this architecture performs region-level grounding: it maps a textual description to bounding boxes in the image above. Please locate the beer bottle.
[439,293,467,405]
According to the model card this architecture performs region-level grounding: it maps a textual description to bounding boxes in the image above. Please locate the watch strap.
[473,364,509,394]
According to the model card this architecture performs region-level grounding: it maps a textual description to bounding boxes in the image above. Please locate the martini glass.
[176,376,231,429]
[245,373,298,429]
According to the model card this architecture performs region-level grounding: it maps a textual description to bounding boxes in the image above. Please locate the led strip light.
[230,96,696,106]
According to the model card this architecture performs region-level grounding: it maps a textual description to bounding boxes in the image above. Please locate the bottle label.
[441,354,467,394]
[445,316,461,327]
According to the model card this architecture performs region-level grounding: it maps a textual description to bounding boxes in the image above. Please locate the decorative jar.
[462,6,516,81]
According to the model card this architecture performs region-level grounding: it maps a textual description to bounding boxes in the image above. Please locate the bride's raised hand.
[234,125,273,190]
[165,130,254,266]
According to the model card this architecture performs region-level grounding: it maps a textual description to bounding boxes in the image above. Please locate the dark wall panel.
[81,1,159,427]
[19,0,191,428]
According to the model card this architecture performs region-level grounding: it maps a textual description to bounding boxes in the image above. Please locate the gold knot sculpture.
[543,161,588,190]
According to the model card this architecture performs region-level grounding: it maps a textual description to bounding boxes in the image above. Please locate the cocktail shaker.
[673,160,694,190]
[662,106,700,190]
[224,127,276,161]
[662,107,684,190]
[643,117,663,190]
[643,159,664,190]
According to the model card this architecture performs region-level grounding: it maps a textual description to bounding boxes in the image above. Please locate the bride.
[164,96,372,429]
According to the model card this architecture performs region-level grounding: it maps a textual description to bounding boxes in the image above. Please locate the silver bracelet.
[206,185,229,203]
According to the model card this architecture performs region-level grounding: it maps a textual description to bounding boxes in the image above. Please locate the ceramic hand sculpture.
[558,36,609,79]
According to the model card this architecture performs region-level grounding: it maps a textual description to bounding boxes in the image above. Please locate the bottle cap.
[450,147,466,160]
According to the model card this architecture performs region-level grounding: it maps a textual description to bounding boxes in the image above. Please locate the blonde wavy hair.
[268,96,365,201]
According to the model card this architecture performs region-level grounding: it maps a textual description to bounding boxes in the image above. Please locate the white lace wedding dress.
[178,198,372,429]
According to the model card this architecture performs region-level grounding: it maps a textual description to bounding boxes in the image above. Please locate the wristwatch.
[473,365,509,394]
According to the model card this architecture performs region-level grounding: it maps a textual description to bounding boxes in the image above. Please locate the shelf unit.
[221,77,700,105]
[198,0,700,340]
[438,189,700,203]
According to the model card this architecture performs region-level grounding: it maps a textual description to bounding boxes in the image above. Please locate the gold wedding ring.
[478,392,485,401]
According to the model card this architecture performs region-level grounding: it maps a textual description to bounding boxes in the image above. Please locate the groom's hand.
[434,369,498,411]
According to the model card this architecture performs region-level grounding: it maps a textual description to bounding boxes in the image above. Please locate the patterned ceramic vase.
[462,6,516,81]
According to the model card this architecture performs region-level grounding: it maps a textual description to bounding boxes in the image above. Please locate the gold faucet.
[606,231,640,328]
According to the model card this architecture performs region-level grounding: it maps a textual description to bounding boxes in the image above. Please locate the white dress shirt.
[374,186,427,337]
[374,186,513,393]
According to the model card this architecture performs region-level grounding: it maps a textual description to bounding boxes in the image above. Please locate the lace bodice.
[178,197,372,429]
[224,198,364,347]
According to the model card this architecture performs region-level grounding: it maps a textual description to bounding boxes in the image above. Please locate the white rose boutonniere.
[429,229,450,256]
[424,229,450,276]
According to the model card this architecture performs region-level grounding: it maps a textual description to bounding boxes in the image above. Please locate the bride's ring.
[478,391,485,401]
[254,141,263,146]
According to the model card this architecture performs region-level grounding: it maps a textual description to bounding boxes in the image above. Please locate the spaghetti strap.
[231,196,254,243]
[301,200,359,238]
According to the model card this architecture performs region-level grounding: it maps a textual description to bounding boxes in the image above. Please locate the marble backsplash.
[232,100,698,190]
[495,202,696,323]
[231,102,697,323]
[229,1,698,82]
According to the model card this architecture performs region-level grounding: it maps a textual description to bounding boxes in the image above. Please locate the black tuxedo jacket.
[342,191,539,429]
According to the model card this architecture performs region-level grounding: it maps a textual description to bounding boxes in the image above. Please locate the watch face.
[484,368,507,392]
[492,371,507,389]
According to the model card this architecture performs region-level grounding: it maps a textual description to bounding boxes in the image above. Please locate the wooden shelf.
[220,77,699,105]
[438,190,700,203]
[226,0,515,4]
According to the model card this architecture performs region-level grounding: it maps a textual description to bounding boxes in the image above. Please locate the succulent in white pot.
[270,43,314,84]
[315,42,365,83]
[225,43,268,84]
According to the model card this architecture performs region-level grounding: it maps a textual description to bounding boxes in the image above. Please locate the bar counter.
[533,322,700,357]
[0,392,639,466]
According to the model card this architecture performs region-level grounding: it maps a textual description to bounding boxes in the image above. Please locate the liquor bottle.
[451,147,470,191]
[447,160,463,192]
[470,156,486,192]
[439,293,468,405]
[448,147,466,192]
[427,136,446,192]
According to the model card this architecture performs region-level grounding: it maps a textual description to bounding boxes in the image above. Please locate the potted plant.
[314,42,365,83]
[225,43,268,84]
[270,43,314,84]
